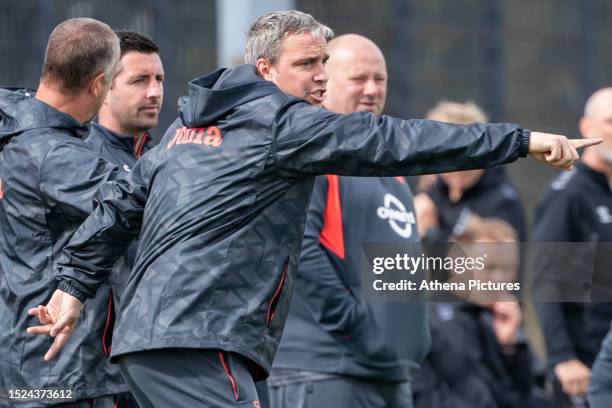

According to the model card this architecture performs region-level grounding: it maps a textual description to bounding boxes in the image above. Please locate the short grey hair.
[41,18,120,94]
[245,10,334,64]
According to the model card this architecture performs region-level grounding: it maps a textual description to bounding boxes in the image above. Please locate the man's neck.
[97,118,144,139]
[582,151,612,179]
[35,82,91,124]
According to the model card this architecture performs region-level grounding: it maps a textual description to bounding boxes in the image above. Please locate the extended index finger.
[569,138,603,149]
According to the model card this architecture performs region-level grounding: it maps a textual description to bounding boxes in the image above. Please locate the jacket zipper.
[133,132,147,159]
[101,294,114,356]
[218,351,239,400]
[266,261,288,325]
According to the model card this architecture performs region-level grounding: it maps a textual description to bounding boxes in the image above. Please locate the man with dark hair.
[82,30,163,408]
[29,10,597,408]
[87,29,163,302]
[0,18,126,407]
[91,29,162,164]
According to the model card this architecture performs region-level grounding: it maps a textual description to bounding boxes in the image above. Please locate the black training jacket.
[0,89,125,405]
[532,161,612,369]
[424,166,527,242]
[55,64,529,379]
[274,175,430,381]
[85,122,151,303]
[412,302,551,408]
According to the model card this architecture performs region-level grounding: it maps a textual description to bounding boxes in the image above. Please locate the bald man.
[269,34,424,408]
[532,87,612,408]
[323,34,387,115]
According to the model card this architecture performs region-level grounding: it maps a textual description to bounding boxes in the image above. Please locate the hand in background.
[554,358,591,396]
[414,193,439,238]
[491,300,521,347]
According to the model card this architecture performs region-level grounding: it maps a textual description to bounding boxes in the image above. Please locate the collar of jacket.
[438,166,508,200]
[0,87,89,145]
[91,122,149,158]
[179,64,281,128]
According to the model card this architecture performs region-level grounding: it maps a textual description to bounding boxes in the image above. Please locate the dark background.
[2,0,611,220]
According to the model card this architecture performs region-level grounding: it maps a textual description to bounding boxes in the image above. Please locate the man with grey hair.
[244,9,333,106]
[0,18,130,407]
[30,10,597,408]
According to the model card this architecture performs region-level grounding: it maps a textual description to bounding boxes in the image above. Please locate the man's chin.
[131,120,157,134]
[599,148,612,165]
[357,104,379,114]
[306,98,323,107]
[136,114,159,126]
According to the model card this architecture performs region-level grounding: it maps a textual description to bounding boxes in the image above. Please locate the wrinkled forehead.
[113,50,163,78]
[277,32,328,60]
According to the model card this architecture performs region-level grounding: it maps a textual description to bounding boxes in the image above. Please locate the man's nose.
[148,80,163,99]
[363,79,379,96]
[314,63,328,83]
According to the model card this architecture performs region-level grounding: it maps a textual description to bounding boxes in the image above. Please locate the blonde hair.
[454,215,517,243]
[426,101,488,124]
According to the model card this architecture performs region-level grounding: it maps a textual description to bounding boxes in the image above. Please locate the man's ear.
[579,116,593,139]
[101,93,111,108]
[88,72,108,99]
[255,58,274,81]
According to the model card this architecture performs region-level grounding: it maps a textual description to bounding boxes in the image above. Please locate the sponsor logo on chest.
[376,193,415,238]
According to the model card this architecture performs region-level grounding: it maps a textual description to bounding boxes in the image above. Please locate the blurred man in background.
[412,217,552,408]
[414,101,527,244]
[532,87,612,407]
[269,34,426,408]
[0,18,126,407]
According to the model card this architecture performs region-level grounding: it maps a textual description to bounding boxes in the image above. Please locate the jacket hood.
[178,64,280,128]
[0,88,86,149]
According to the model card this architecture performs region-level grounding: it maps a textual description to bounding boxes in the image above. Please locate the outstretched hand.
[27,289,83,361]
[529,132,602,170]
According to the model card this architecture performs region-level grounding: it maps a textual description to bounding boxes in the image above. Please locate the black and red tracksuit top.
[55,64,530,379]
[274,174,431,381]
